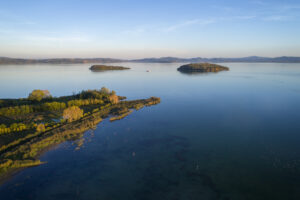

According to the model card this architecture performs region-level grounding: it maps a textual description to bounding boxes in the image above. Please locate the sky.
[0,0,300,59]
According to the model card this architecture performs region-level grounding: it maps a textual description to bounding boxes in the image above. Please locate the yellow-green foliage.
[78,89,110,99]
[92,108,99,113]
[67,98,104,107]
[63,106,84,122]
[0,123,28,135]
[0,102,66,117]
[36,124,46,132]
[0,159,42,174]
[41,102,66,111]
[0,94,161,178]
[0,124,9,135]
[110,110,133,121]
[0,105,33,116]
[28,89,51,101]
[100,87,110,94]
[0,159,13,168]
[100,103,111,109]
[134,103,144,110]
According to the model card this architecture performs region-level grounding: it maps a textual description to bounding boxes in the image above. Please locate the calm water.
[0,63,300,200]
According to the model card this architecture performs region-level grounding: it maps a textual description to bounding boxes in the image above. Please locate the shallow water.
[0,63,300,200]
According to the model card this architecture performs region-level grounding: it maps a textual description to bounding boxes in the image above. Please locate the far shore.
[1,56,300,64]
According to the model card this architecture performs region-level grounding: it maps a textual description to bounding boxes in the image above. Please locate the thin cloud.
[121,27,146,36]
[279,5,300,11]
[25,35,90,43]
[163,15,257,32]
[263,15,292,21]
[163,19,216,32]
[251,0,268,6]
[235,15,256,20]
[0,10,36,26]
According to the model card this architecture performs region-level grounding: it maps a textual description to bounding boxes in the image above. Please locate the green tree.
[0,124,6,129]
[100,87,110,95]
[28,90,51,101]
[63,106,84,122]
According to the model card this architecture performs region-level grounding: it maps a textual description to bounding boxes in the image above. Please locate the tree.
[100,87,110,95]
[0,124,6,129]
[10,123,18,130]
[63,106,83,122]
[109,94,119,104]
[28,90,51,101]
[36,124,46,132]
[111,90,116,95]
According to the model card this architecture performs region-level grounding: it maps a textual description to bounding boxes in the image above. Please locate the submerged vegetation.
[177,63,229,73]
[0,87,160,181]
[90,65,130,71]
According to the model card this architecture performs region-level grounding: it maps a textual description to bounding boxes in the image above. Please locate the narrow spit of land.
[0,88,160,183]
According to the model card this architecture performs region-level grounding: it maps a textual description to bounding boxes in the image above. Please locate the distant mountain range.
[0,57,123,64]
[131,56,300,63]
[1,56,300,64]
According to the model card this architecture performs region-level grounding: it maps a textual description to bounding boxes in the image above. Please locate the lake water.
[0,63,300,200]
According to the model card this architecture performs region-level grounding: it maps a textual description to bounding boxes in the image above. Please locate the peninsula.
[177,63,229,73]
[0,88,160,183]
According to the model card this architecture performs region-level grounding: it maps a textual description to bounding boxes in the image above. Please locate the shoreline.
[0,138,68,186]
[0,97,161,185]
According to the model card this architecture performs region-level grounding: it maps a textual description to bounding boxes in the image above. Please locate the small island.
[177,63,229,73]
[0,88,160,183]
[90,65,130,71]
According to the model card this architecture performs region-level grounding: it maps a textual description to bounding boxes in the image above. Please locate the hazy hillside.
[1,56,300,64]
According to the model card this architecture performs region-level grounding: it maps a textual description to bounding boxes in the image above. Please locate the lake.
[0,63,300,200]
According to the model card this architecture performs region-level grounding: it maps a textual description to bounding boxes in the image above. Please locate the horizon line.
[1,55,300,60]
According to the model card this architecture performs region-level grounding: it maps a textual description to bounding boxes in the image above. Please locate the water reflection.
[177,70,219,76]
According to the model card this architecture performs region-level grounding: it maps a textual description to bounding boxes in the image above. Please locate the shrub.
[79,89,107,99]
[0,105,33,116]
[0,124,6,129]
[36,124,46,132]
[42,102,66,111]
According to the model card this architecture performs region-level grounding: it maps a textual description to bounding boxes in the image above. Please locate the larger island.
[0,88,160,183]
[177,63,229,73]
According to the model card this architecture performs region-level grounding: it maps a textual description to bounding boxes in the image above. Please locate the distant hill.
[131,56,300,63]
[0,57,124,64]
[1,56,300,64]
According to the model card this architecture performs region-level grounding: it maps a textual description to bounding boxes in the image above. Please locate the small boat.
[146,70,151,72]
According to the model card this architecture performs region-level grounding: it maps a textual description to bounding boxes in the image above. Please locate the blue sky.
[0,0,300,58]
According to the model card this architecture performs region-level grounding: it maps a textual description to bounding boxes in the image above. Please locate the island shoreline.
[0,91,160,185]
